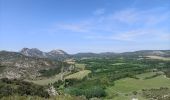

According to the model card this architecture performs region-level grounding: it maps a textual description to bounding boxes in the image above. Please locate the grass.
[105,95,147,100]
[105,86,147,100]
[105,72,170,100]
[1,94,86,100]
[65,70,91,80]
[136,72,160,79]
[75,64,86,70]
[110,75,170,93]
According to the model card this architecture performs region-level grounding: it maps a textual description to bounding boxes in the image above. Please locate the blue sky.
[0,0,170,53]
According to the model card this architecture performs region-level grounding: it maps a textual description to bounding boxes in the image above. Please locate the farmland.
[111,74,170,93]
[22,55,170,99]
[65,70,91,80]
[65,56,170,99]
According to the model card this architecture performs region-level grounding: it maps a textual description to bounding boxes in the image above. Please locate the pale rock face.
[20,48,46,58]
[132,98,138,100]
[48,50,67,56]
[47,86,58,96]
[20,48,68,59]
[15,63,31,68]
[0,51,61,80]
[49,50,66,55]
[4,71,21,79]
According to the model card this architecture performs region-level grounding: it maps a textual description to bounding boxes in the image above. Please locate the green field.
[65,70,91,80]
[110,75,170,93]
[136,71,162,79]
[21,56,170,99]
[105,72,170,100]
[75,64,86,70]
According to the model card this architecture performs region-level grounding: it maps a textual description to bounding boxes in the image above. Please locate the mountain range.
[20,48,69,60]
[19,48,170,58]
[0,48,169,80]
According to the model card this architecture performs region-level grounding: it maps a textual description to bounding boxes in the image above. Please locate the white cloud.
[93,8,105,15]
[109,8,170,25]
[111,9,139,24]
[56,24,88,33]
[85,29,170,41]
[50,7,170,42]
[54,21,94,33]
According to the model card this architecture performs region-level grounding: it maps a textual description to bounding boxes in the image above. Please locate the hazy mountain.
[73,52,117,58]
[20,48,69,60]
[73,50,170,58]
[47,49,69,60]
[20,48,46,58]
[121,50,170,57]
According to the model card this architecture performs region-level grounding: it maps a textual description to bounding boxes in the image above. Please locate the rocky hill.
[0,51,61,79]
[20,48,69,60]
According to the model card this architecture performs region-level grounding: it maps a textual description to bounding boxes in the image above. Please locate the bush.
[39,67,61,77]
[65,86,106,99]
[0,78,49,98]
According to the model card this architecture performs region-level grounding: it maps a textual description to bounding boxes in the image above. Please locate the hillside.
[0,51,64,79]
[20,48,70,60]
[73,50,170,58]
[0,49,170,100]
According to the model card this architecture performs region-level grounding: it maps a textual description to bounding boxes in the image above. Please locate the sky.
[0,0,170,54]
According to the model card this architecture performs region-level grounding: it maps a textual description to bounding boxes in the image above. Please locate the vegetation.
[0,94,87,100]
[0,65,6,73]
[75,64,86,70]
[65,86,106,99]
[108,73,170,94]
[39,62,70,77]
[1,51,170,99]
[64,56,170,99]
[164,69,170,78]
[142,87,170,100]
[39,67,61,77]
[65,70,91,80]
[0,78,49,98]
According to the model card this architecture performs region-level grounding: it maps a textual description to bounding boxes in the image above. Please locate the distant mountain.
[73,50,170,58]
[73,52,117,58]
[20,48,69,60]
[73,53,98,58]
[47,49,69,59]
[20,48,46,58]
[121,50,170,57]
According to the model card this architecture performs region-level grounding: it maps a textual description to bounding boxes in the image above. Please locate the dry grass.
[65,70,91,80]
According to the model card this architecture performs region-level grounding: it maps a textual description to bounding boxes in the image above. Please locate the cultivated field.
[65,70,91,80]
[105,72,170,100]
[75,63,86,70]
[111,74,170,93]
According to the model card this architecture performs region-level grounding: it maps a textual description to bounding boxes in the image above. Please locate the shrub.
[65,86,106,99]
